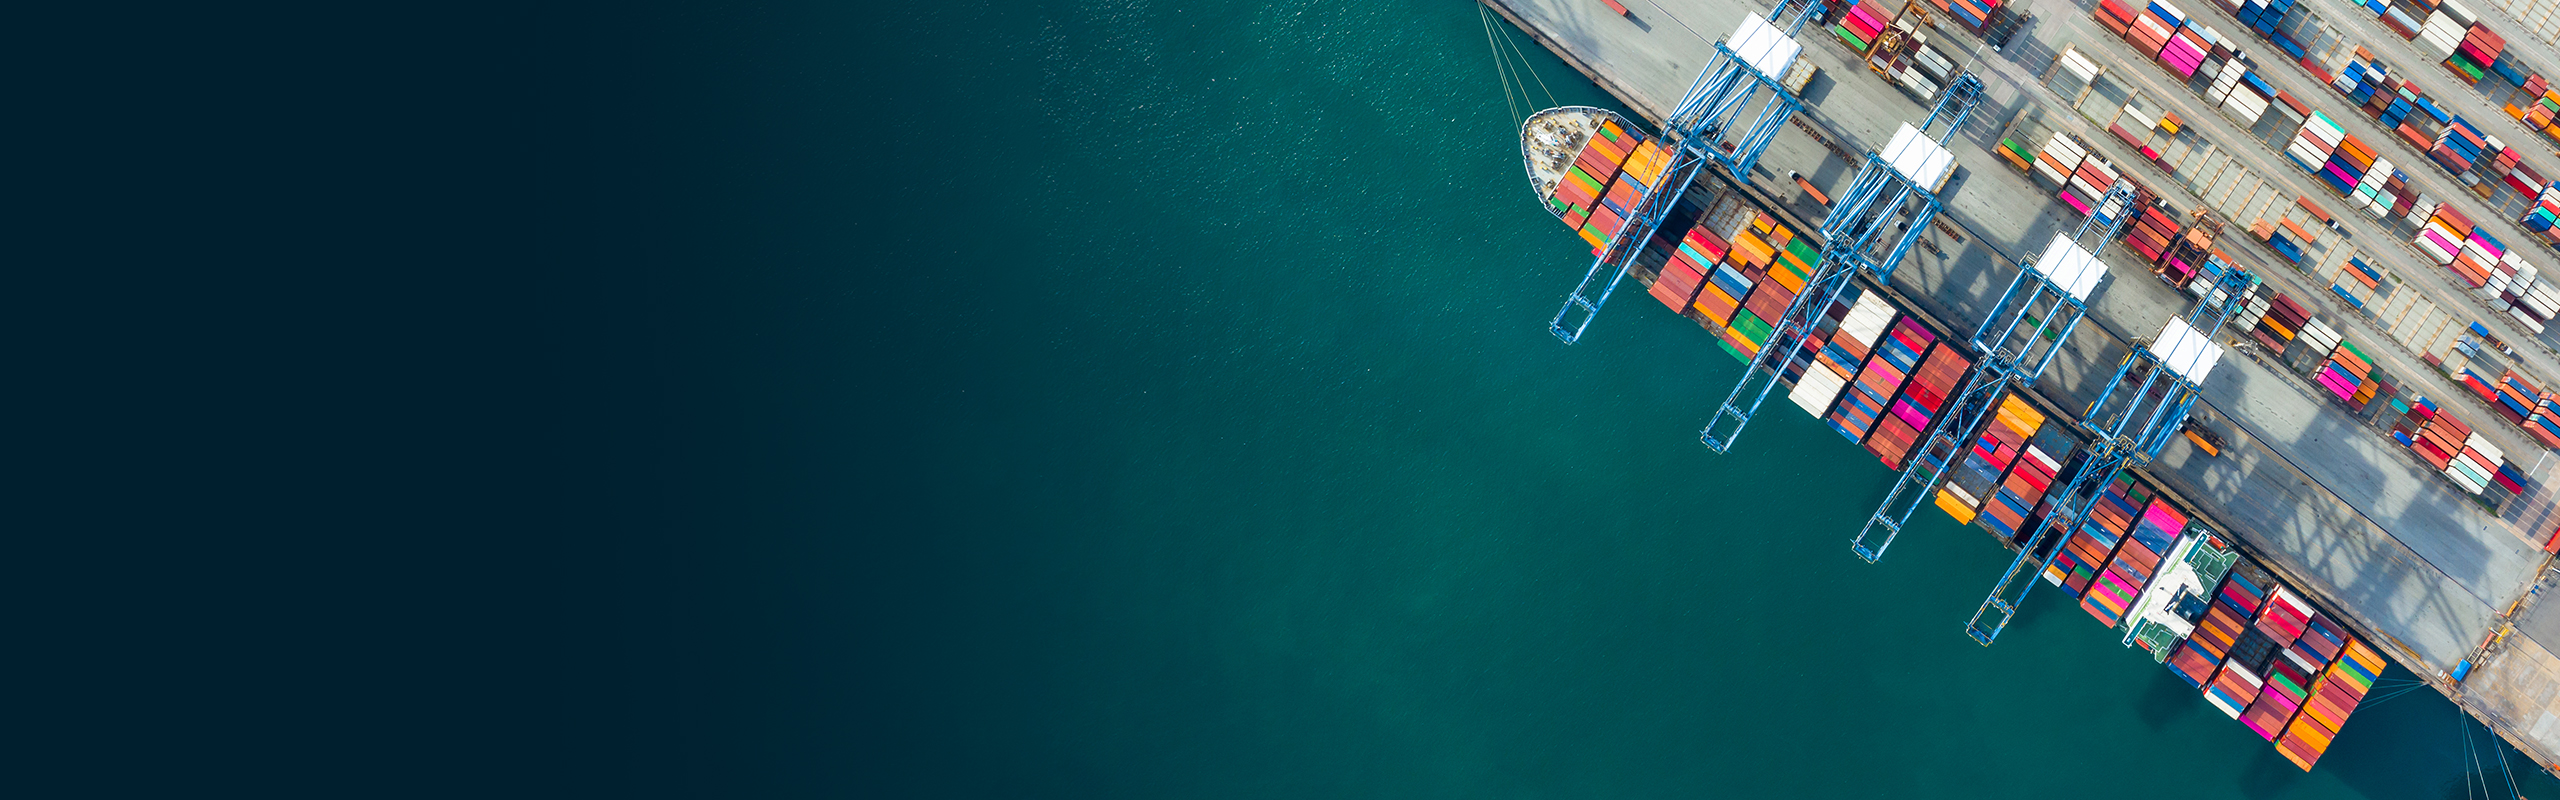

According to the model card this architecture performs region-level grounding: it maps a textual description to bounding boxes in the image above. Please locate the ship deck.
[1483,0,2560,772]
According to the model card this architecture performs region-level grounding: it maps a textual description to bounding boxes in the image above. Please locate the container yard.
[1487,0,2560,778]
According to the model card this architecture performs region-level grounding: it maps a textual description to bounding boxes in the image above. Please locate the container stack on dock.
[2447,19,2502,85]
[2315,342,2378,405]
[1874,29,1960,102]
[2316,134,2378,198]
[2123,205,2181,265]
[2287,317,2344,373]
[1832,0,1899,55]
[2028,132,2093,195]
[1930,0,2000,32]
[2428,115,2498,176]
[2252,293,2309,354]
[2059,151,2126,219]
[2530,183,2560,244]
[2413,204,2496,287]
[2524,390,2560,448]
[2477,249,2558,333]
[2487,371,2540,426]
[2287,112,2347,176]
[2335,257,2384,309]
[2157,232,2225,287]
[2395,395,2526,498]
[2086,0,2560,283]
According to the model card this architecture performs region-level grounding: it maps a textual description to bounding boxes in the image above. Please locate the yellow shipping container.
[1935,489,1980,524]
[1996,395,2045,434]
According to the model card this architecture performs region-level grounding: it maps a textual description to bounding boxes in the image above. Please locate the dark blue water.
[524,0,2560,797]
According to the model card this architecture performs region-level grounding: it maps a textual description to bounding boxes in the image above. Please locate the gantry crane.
[1550,0,1827,344]
[1698,71,1985,451]
[1964,263,2254,645]
[1847,181,2137,563]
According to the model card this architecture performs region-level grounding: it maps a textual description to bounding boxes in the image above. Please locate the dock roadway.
[1483,0,2560,768]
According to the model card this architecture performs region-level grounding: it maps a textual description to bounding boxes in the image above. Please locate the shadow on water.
[2236,744,2305,799]
[2135,668,2201,730]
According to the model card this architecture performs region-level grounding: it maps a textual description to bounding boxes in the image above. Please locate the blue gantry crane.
[1963,262,2255,646]
[1846,181,2138,563]
[1549,0,1827,345]
[1698,71,1985,452]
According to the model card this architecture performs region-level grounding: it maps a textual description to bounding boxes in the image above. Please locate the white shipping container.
[2448,465,2487,494]
[2524,286,2560,318]
[2288,141,2330,170]
[2222,91,2268,125]
[2062,49,2101,82]
[2137,15,2173,41]
[2468,432,2505,466]
[2043,133,2085,162]
[2421,239,2457,265]
[1788,364,1851,418]
[2444,0,2478,26]
[2407,201,2439,226]
[1836,293,1896,349]
[2033,158,2070,187]
[2463,240,2501,264]
[2207,70,2240,102]
[2305,114,2347,143]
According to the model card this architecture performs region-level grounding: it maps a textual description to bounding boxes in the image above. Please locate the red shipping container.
[1651,264,1705,312]
[1743,282,1792,324]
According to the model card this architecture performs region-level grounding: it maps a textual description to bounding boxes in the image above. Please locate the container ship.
[1523,106,1663,254]
[1521,107,2389,770]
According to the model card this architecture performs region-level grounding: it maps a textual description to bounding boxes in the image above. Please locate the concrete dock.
[1485,0,2560,771]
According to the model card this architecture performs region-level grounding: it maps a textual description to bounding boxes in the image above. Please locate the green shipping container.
[1833,25,1872,52]
[2448,54,2484,83]
[1730,309,1775,346]
[1567,166,1605,195]
[1783,239,1820,271]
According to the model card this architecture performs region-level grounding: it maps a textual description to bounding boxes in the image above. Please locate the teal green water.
[609,0,2560,796]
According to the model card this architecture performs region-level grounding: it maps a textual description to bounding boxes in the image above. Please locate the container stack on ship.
[1487,0,2560,771]
[1518,94,2402,771]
